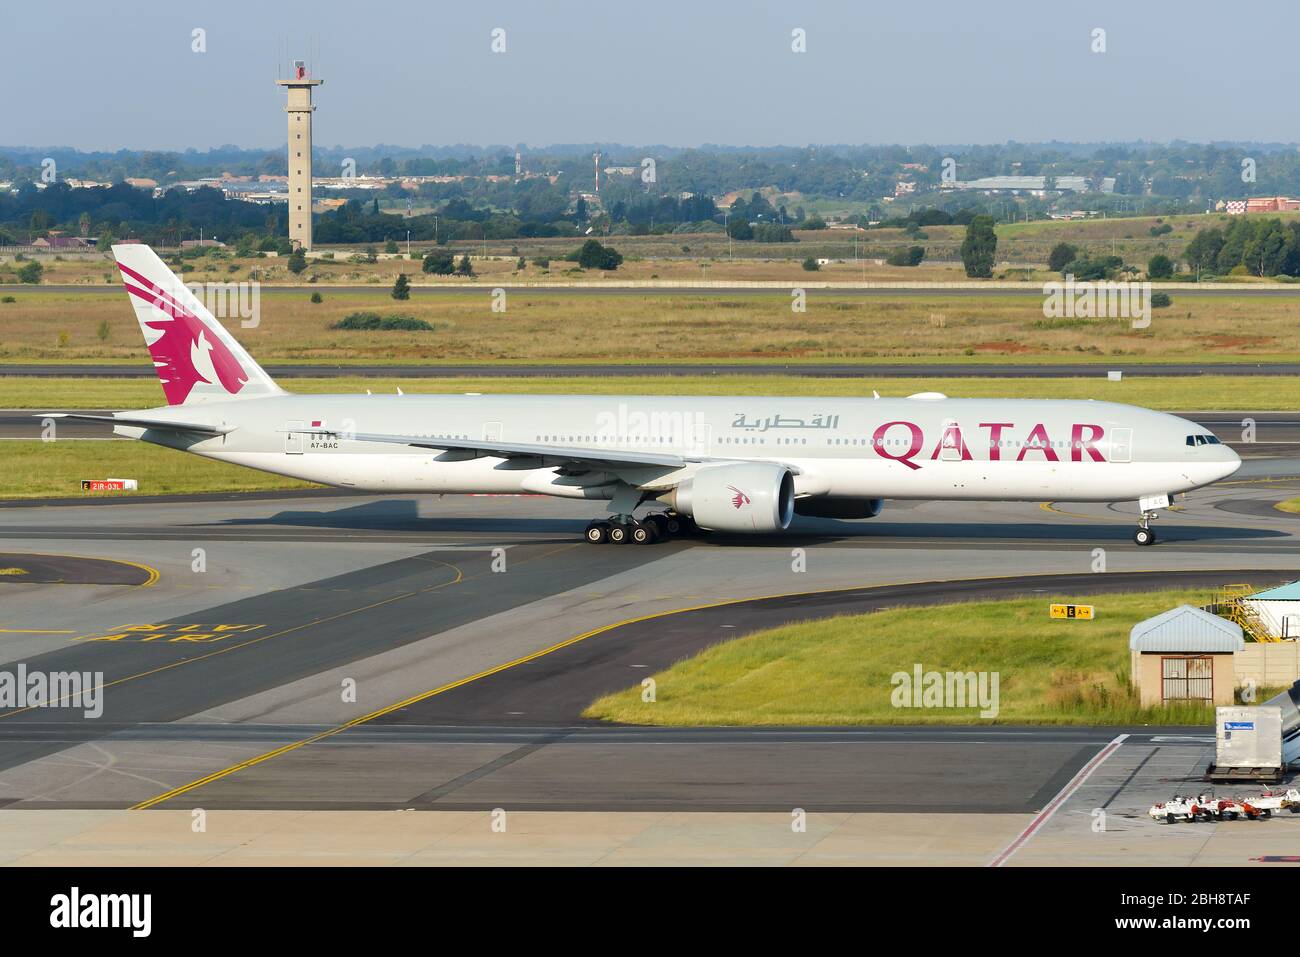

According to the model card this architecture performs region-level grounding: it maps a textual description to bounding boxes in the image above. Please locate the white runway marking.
[988,733,1129,867]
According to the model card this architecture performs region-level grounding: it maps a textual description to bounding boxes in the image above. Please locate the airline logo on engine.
[728,486,752,509]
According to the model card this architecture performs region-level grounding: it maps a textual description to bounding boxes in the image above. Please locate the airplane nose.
[1219,445,1242,481]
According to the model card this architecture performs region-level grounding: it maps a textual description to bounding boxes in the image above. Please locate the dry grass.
[2,288,1299,363]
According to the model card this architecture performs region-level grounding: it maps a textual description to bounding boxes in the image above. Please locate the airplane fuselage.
[118,393,1241,503]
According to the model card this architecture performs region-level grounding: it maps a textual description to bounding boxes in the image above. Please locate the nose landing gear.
[1133,493,1171,546]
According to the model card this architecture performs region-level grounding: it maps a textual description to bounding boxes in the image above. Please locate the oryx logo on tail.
[116,260,249,405]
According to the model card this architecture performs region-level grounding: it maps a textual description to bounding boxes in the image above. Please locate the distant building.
[1223,197,1300,215]
[124,177,158,189]
[894,180,917,196]
[941,175,1115,194]
[31,235,90,249]
[180,239,225,249]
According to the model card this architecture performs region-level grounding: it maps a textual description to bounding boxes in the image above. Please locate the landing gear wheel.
[662,513,682,536]
[630,521,657,545]
[608,523,629,545]
[645,514,670,538]
[584,521,610,544]
[1133,527,1156,547]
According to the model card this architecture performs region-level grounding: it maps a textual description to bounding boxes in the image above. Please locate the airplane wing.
[294,427,690,471]
[36,413,233,436]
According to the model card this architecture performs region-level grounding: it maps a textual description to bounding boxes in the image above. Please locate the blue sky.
[4,0,1295,150]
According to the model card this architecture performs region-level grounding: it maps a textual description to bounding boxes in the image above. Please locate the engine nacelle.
[794,497,884,520]
[669,463,795,533]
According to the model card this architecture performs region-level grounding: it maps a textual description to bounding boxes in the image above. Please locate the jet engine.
[666,463,795,533]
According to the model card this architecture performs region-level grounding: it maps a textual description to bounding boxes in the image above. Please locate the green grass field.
[2,374,1296,411]
[583,589,1244,727]
[3,441,316,499]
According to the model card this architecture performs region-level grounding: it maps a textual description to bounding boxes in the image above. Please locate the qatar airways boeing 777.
[44,245,1241,545]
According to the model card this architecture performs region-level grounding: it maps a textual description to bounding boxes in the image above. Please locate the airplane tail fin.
[112,244,283,406]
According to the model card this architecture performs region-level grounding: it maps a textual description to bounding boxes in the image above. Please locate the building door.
[1110,427,1133,463]
[1162,656,1213,701]
[285,420,304,455]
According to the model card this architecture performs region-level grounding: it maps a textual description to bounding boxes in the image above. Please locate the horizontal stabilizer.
[37,413,232,436]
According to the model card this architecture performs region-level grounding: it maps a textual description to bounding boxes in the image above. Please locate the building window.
[1161,656,1213,701]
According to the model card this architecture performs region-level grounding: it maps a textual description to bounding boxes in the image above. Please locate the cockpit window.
[1205,435,1221,444]
[1187,434,1221,446]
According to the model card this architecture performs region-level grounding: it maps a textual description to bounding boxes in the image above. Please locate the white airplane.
[44,244,1241,546]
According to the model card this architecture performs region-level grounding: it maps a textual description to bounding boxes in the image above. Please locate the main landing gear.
[584,511,697,545]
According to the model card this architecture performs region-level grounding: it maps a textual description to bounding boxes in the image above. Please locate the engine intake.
[670,463,795,533]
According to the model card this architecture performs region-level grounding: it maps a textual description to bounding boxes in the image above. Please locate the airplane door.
[483,421,503,442]
[1111,427,1132,463]
[285,420,304,455]
[689,423,712,456]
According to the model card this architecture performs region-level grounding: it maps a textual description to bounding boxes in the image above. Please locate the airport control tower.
[276,60,322,250]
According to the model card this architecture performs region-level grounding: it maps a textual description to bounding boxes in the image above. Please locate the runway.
[7,362,1300,379]
[0,473,1298,829]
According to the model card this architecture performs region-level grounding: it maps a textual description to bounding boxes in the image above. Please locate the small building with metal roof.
[1130,605,1243,707]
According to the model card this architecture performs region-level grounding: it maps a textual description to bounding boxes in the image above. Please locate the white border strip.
[989,733,1129,867]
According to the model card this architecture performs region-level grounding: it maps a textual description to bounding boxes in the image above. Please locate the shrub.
[886,245,925,267]
[422,250,455,275]
[1150,292,1172,308]
[1147,254,1174,279]
[802,256,820,271]
[17,261,43,284]
[1047,242,1077,273]
[331,312,433,331]
[569,239,622,270]
[310,292,323,304]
